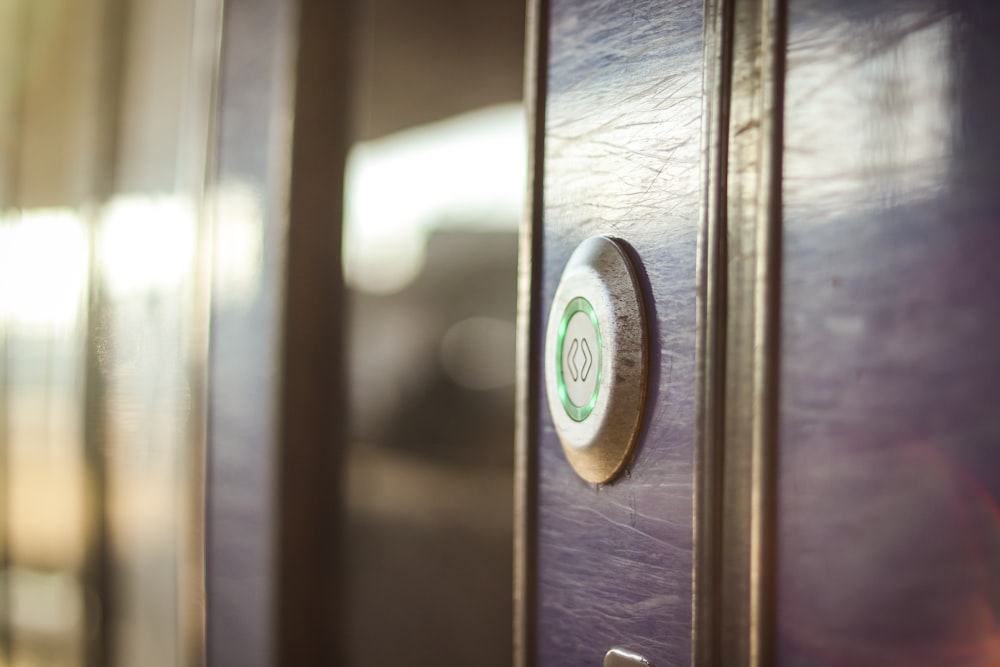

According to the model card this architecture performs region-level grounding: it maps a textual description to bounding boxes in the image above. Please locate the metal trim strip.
[718,0,785,665]
[513,0,548,663]
[692,0,733,663]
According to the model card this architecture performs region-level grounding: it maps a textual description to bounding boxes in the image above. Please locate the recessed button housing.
[544,236,649,484]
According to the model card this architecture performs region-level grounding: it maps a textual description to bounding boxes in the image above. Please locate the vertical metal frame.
[694,1,786,664]
[514,0,548,663]
[711,0,785,666]
[182,3,226,665]
[205,0,351,662]
[275,0,352,663]
[692,0,731,662]
[205,0,297,662]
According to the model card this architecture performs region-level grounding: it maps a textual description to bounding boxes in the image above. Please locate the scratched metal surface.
[535,0,703,664]
[778,1,1000,666]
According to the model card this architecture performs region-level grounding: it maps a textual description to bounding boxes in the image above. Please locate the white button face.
[544,236,649,484]
[557,299,602,419]
[561,309,600,409]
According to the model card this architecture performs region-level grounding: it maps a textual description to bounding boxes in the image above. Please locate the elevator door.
[520,1,1000,666]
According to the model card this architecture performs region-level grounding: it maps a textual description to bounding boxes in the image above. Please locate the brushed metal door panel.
[533,0,705,664]
[778,2,1000,665]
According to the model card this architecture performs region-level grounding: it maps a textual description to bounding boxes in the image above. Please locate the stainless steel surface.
[692,0,729,663]
[776,2,1000,666]
[525,0,1000,666]
[544,236,648,484]
[604,648,652,667]
[717,1,785,666]
[205,0,296,664]
[526,0,706,663]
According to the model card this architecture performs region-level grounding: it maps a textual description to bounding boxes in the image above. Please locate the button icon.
[566,336,594,382]
[556,296,602,421]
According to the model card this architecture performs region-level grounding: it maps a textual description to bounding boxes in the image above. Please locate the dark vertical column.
[275,0,352,663]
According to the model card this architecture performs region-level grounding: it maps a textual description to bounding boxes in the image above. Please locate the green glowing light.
[555,296,602,422]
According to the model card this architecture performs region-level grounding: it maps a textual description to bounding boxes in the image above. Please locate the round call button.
[544,235,650,485]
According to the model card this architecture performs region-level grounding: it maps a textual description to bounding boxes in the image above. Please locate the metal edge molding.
[185,0,226,664]
[514,0,548,662]
[692,0,732,663]
[717,0,785,666]
[749,0,785,665]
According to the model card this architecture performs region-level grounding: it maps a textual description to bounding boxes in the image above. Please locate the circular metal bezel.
[544,235,649,484]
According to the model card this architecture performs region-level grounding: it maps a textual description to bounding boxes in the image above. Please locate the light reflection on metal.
[604,647,652,667]
[208,183,264,308]
[0,210,88,332]
[98,196,197,296]
[0,210,90,665]
[783,14,952,221]
[6,569,81,637]
[1,0,219,662]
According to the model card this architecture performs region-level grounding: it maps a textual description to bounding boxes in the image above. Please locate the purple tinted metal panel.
[536,0,704,664]
[779,1,1000,665]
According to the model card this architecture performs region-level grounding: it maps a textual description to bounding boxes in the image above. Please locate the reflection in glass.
[344,104,524,295]
[343,105,523,666]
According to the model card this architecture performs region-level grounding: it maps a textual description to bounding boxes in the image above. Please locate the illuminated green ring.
[555,296,602,422]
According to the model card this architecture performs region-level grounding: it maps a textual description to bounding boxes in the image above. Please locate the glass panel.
[0,0,219,664]
[344,0,526,656]
[343,103,523,667]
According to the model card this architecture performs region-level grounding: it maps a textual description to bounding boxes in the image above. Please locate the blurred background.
[0,0,527,666]
[342,0,525,663]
